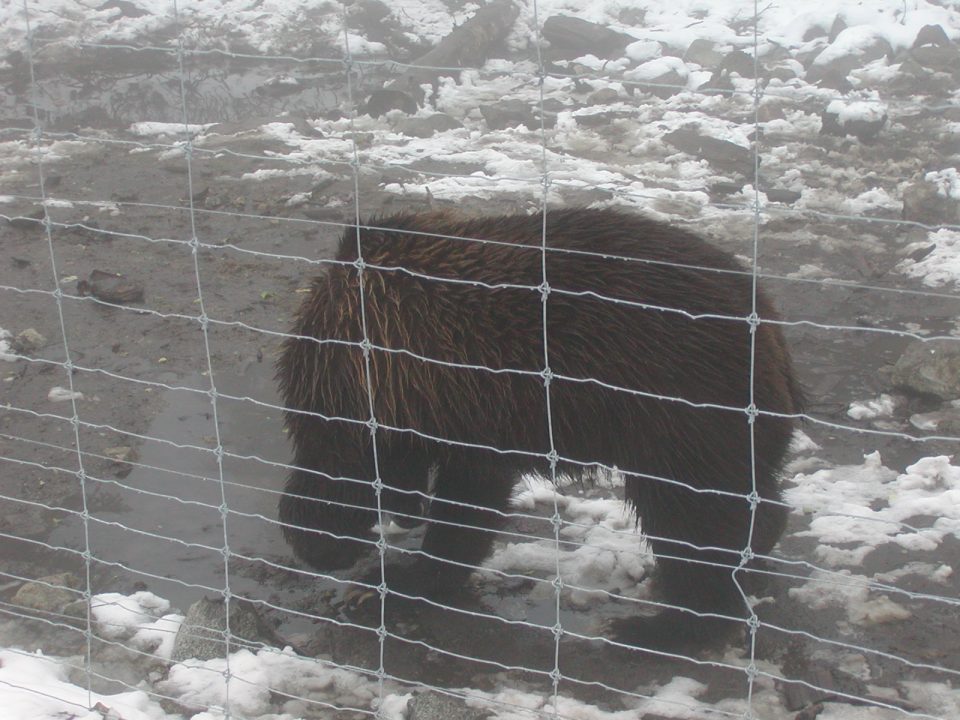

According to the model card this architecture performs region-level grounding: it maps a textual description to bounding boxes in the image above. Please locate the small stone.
[664,126,754,177]
[12,328,45,354]
[721,49,755,77]
[171,596,281,663]
[913,24,951,49]
[394,114,462,138]
[479,100,539,131]
[766,189,802,204]
[683,38,724,68]
[104,446,137,463]
[909,44,960,75]
[891,340,960,400]
[13,573,80,613]
[541,15,635,60]
[363,89,418,117]
[586,87,620,105]
[820,103,887,143]
[408,691,491,720]
[625,57,689,98]
[76,269,145,304]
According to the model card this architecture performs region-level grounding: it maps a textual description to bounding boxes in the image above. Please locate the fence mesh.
[1,1,959,719]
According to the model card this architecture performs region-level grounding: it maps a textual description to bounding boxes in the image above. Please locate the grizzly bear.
[277,207,801,650]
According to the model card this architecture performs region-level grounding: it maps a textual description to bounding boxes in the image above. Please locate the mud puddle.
[49,361,290,610]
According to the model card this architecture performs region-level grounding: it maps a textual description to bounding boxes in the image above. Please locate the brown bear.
[277,207,801,650]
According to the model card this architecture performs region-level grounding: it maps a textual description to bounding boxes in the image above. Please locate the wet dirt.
[2,38,959,715]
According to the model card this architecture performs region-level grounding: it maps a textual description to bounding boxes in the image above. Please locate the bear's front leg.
[386,456,517,600]
[279,466,380,572]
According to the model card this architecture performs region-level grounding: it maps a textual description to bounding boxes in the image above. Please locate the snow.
[129,122,215,137]
[624,56,690,84]
[486,477,650,608]
[826,97,888,126]
[0,327,15,362]
[786,453,960,566]
[0,648,170,720]
[925,168,960,200]
[847,394,898,420]
[47,386,84,402]
[899,230,960,288]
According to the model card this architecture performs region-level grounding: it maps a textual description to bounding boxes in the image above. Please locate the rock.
[76,269,144,304]
[766,189,802,204]
[827,16,848,43]
[683,38,724,68]
[913,24,951,49]
[807,27,892,85]
[12,328,45,354]
[820,100,887,143]
[542,15,635,60]
[395,114,462,138]
[910,401,960,435]
[624,39,662,62]
[574,109,635,127]
[765,62,801,82]
[171,596,282,663]
[104,445,137,478]
[98,0,150,19]
[721,49,755,77]
[625,56,689,98]
[696,69,735,94]
[408,692,491,720]
[709,181,743,198]
[813,68,854,92]
[761,42,792,65]
[13,573,80,614]
[664,126,754,177]
[908,44,960,76]
[586,87,620,105]
[901,174,960,226]
[479,100,539,131]
[801,15,846,43]
[890,340,960,400]
[363,89,419,118]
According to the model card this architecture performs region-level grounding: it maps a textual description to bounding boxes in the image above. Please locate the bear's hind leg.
[613,475,786,651]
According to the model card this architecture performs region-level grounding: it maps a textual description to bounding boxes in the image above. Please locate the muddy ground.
[1,26,959,720]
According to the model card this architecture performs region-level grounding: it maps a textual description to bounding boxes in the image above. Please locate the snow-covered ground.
[2,0,960,718]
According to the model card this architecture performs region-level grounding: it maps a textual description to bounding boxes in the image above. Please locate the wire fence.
[1,1,959,719]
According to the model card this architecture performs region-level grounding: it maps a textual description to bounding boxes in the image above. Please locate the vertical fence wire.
[19,0,96,711]
[741,1,764,715]
[341,6,390,715]
[171,1,234,714]
[530,1,566,716]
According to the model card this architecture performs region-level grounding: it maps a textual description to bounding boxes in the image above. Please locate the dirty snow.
[899,230,960,287]
[786,453,960,566]
[0,328,15,362]
[847,394,898,420]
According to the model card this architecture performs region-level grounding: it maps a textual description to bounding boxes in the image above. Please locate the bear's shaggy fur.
[277,207,801,649]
